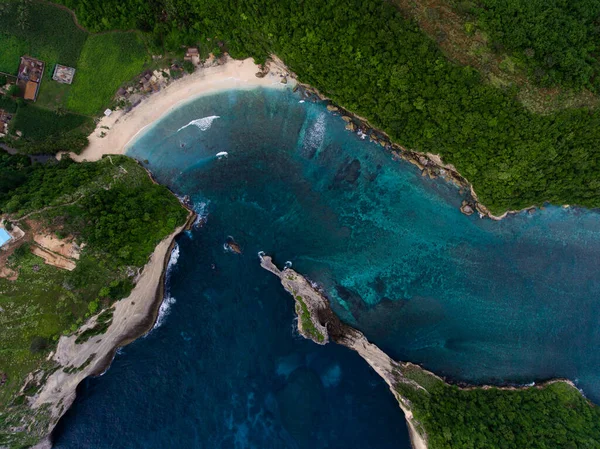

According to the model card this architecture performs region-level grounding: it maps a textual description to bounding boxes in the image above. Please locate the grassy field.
[10,104,92,140]
[66,32,148,115]
[0,0,150,119]
[0,34,28,74]
[0,0,87,74]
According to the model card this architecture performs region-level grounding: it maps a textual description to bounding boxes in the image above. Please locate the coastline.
[69,52,538,220]
[69,56,292,163]
[259,255,592,449]
[30,202,196,447]
[294,81,538,221]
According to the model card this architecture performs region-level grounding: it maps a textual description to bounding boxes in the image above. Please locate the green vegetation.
[67,32,148,115]
[75,308,113,344]
[0,0,150,133]
[8,103,93,154]
[53,0,155,32]
[467,0,600,92]
[0,154,187,446]
[0,34,27,74]
[0,0,87,74]
[396,372,600,449]
[44,0,600,214]
[295,295,324,343]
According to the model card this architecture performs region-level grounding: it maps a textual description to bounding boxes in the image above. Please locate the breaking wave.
[167,243,180,269]
[303,112,326,152]
[148,244,180,333]
[153,294,177,331]
[177,115,220,132]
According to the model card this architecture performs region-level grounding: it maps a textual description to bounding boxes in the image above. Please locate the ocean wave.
[167,243,180,269]
[152,294,176,330]
[177,115,220,132]
[303,112,326,152]
[148,244,179,333]
[193,201,209,228]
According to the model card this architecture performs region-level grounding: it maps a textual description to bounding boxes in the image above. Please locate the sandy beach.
[72,56,292,162]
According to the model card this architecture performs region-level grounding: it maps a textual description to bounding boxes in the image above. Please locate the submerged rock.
[332,158,361,187]
[225,236,242,254]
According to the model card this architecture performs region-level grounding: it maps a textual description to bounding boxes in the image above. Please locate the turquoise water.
[55,87,600,447]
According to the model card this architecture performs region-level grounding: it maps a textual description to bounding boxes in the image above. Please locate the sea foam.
[149,244,180,333]
[303,112,326,153]
[177,115,220,132]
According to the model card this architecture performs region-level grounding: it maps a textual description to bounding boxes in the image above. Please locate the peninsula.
[260,255,600,449]
[1,0,600,447]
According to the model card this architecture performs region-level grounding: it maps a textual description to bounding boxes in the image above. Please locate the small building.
[17,56,45,102]
[184,47,200,65]
[52,64,76,84]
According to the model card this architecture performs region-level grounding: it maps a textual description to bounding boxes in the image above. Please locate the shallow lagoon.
[55,88,600,447]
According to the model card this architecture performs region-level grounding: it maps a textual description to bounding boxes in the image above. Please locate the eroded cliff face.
[259,254,429,449]
[19,214,194,448]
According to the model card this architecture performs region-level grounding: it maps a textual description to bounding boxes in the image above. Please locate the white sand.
[72,56,292,162]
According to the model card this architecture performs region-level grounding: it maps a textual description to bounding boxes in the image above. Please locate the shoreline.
[69,56,292,163]
[293,81,540,221]
[69,52,542,220]
[31,198,196,447]
[259,255,592,449]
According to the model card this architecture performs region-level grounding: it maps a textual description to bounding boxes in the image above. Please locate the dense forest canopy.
[0,154,187,265]
[470,0,600,91]
[397,376,600,449]
[48,0,600,214]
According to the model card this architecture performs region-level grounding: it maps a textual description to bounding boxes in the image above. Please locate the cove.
[54,87,600,446]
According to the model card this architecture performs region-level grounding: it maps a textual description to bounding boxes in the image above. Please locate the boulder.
[460,200,474,216]
[326,104,339,112]
[345,122,357,132]
[342,116,352,122]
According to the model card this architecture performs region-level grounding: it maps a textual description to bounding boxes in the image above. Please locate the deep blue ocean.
[54,88,600,448]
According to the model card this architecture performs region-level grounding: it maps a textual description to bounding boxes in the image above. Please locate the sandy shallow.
[71,56,292,162]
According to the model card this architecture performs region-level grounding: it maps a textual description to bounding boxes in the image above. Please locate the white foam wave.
[177,115,220,132]
[148,244,179,333]
[193,201,209,228]
[167,243,180,269]
[153,294,176,330]
[303,112,326,152]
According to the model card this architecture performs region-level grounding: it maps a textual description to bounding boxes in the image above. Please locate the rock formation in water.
[259,254,598,449]
[259,254,429,448]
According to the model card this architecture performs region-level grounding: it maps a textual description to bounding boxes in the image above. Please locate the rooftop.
[0,228,12,248]
[17,56,45,102]
[52,64,76,84]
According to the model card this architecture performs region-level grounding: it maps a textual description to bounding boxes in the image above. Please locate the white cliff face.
[26,215,193,445]
[259,254,429,449]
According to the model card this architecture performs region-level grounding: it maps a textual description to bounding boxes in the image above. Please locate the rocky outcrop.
[23,209,196,447]
[291,80,535,221]
[259,254,429,448]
